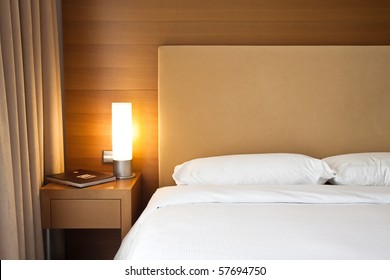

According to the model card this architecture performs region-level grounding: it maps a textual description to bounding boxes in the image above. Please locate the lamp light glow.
[112,103,135,179]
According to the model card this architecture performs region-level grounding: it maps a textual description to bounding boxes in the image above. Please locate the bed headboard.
[158,46,390,187]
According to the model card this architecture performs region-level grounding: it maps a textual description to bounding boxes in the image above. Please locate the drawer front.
[51,200,121,228]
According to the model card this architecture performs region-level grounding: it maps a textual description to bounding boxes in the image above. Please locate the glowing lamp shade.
[112,103,135,179]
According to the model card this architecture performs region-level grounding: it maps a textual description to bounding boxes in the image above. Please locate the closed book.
[46,169,116,188]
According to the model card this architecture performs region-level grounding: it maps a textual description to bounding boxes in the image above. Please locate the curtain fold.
[0,0,64,260]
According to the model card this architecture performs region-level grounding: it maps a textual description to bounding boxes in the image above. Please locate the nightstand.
[40,172,142,259]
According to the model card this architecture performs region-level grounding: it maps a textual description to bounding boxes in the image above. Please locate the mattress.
[114,184,390,260]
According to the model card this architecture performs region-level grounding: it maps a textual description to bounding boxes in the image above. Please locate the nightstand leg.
[45,229,51,260]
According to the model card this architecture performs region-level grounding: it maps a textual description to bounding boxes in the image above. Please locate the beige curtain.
[0,0,64,259]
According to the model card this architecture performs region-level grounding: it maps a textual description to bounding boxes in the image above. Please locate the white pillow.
[323,152,390,186]
[173,153,335,185]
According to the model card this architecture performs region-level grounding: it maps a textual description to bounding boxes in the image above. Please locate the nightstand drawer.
[51,200,121,228]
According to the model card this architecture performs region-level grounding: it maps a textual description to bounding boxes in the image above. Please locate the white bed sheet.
[114,184,390,260]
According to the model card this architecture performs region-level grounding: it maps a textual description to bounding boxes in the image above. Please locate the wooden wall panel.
[62,0,390,205]
[64,45,157,68]
[63,21,390,45]
[62,0,390,22]
[64,67,157,90]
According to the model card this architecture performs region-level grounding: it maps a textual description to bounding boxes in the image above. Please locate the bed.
[115,46,390,260]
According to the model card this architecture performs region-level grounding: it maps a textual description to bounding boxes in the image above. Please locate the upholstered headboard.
[158,46,390,187]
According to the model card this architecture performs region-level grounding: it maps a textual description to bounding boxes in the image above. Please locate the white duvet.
[114,184,390,260]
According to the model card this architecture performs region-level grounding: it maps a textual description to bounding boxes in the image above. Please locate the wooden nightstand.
[40,172,142,259]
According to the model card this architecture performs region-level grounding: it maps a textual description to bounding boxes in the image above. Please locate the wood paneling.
[62,0,390,205]
[64,67,157,90]
[62,0,390,22]
[63,21,390,45]
[64,45,157,68]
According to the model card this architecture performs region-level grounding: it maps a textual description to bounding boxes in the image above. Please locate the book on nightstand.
[46,169,116,188]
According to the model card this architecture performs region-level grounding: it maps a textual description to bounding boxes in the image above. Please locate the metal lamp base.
[113,160,136,179]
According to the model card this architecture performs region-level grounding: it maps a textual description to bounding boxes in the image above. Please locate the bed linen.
[114,184,390,260]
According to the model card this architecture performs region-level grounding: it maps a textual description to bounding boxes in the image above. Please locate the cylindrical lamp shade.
[112,103,135,179]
